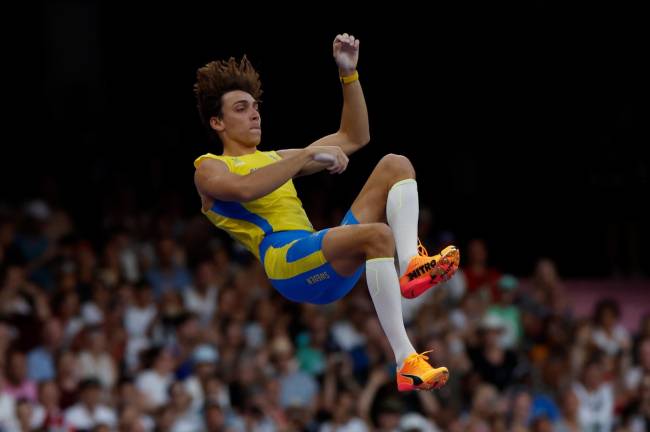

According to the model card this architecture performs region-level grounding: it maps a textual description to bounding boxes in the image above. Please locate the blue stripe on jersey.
[210,200,273,234]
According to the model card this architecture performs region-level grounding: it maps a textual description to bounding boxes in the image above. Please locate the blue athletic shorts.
[259,209,365,305]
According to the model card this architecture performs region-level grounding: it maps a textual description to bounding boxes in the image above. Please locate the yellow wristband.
[340,70,359,85]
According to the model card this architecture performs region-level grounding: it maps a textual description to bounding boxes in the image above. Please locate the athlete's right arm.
[194,146,346,202]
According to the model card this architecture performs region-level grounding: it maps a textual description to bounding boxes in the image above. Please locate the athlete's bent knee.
[379,153,415,178]
[363,223,395,258]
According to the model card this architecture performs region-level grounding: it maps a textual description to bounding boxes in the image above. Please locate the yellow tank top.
[194,151,314,259]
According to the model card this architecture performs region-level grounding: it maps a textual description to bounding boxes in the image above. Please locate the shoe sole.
[401,247,460,299]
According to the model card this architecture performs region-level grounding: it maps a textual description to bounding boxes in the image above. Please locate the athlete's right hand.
[306,146,349,174]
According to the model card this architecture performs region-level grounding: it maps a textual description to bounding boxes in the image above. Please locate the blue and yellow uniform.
[194,151,364,304]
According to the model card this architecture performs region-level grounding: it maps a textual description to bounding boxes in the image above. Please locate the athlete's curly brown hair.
[194,55,262,137]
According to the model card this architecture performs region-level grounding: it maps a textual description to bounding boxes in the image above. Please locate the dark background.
[4,1,648,278]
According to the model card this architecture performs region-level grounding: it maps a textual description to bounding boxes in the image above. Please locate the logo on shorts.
[306,272,330,285]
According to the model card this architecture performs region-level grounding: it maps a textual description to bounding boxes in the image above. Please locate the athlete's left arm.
[277,33,370,176]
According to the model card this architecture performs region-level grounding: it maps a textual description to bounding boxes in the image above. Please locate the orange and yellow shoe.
[399,242,460,299]
[397,351,449,391]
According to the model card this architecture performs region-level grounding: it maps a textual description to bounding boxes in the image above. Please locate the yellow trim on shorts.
[263,241,327,280]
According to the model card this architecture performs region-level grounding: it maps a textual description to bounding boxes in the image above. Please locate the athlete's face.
[211,90,261,147]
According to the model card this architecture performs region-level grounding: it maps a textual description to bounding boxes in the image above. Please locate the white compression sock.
[386,179,419,276]
[366,258,416,365]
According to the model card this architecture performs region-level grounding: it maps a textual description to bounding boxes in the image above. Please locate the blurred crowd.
[0,198,649,432]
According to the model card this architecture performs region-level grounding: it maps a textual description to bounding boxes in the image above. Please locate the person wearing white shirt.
[135,347,176,409]
[573,359,613,431]
[64,378,116,430]
[592,299,631,356]
[124,283,158,339]
[77,326,117,389]
[124,282,158,371]
[183,261,219,325]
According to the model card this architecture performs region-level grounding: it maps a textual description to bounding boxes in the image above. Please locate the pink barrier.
[563,279,650,332]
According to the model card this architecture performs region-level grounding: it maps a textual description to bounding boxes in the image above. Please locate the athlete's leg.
[348,153,415,224]
[321,221,449,390]
[347,154,459,297]
[321,222,415,365]
[348,154,419,275]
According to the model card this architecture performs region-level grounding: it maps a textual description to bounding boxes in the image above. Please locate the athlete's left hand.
[333,33,359,76]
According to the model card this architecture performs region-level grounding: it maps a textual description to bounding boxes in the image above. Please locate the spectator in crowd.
[64,378,117,430]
